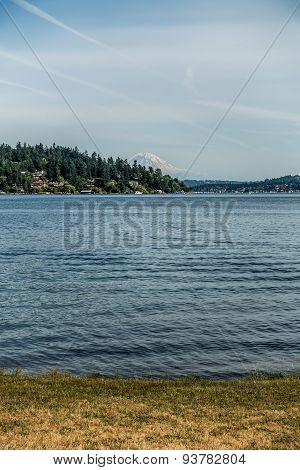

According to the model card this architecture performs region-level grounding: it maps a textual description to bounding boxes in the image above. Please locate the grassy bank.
[0,372,299,450]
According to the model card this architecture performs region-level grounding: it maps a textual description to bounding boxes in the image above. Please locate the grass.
[0,372,299,450]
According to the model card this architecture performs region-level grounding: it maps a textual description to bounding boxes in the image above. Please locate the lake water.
[0,194,299,378]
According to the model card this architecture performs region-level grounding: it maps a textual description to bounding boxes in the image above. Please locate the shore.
[0,372,299,450]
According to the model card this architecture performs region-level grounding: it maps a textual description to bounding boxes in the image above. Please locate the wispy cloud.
[11,0,115,49]
[9,0,194,87]
[195,99,300,124]
[0,49,246,148]
[10,0,145,69]
[0,77,53,96]
[0,49,136,102]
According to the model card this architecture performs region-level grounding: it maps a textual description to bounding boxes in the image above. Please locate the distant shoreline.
[185,175,300,194]
[1,191,300,196]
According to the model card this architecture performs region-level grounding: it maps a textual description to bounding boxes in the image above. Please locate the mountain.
[129,152,184,178]
[0,142,188,194]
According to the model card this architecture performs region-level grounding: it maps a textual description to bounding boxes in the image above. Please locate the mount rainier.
[129,152,184,178]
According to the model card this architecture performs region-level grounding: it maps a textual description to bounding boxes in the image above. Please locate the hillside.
[185,175,300,193]
[0,143,188,194]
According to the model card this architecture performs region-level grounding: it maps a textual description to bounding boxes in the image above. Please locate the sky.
[0,0,299,179]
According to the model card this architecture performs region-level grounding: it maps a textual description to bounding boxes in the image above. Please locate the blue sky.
[0,0,299,179]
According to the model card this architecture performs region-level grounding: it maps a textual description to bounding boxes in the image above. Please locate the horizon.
[1,0,300,179]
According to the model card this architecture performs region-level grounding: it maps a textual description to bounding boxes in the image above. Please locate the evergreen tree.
[0,142,189,194]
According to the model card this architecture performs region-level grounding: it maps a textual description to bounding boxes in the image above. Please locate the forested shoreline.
[185,175,300,193]
[0,142,188,194]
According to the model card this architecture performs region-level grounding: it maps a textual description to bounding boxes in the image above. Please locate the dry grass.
[0,372,299,449]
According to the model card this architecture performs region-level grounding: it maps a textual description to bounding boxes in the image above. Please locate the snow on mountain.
[129,152,184,178]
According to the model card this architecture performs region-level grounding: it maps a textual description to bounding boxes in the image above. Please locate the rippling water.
[0,194,299,378]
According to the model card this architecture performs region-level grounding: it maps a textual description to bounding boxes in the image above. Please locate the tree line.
[0,142,188,194]
[185,175,300,193]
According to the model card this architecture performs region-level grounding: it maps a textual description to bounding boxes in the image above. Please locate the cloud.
[0,49,136,102]
[10,0,143,68]
[0,48,247,148]
[11,0,113,49]
[9,0,196,86]
[0,78,53,96]
[195,99,300,125]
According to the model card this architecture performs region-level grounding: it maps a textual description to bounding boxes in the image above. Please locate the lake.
[0,194,299,378]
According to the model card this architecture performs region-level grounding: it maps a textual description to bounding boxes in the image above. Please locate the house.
[32,179,46,189]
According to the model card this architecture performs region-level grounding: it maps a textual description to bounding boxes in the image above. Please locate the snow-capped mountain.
[129,152,184,178]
